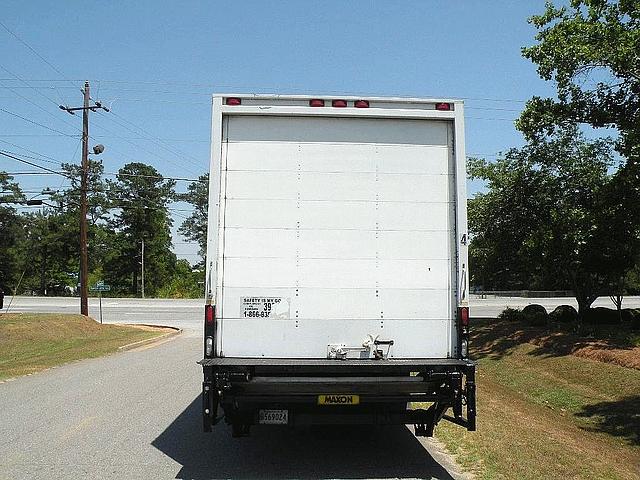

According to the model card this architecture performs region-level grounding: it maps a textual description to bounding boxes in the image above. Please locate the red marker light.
[459,307,469,327]
[225,97,242,106]
[332,99,348,108]
[354,100,370,108]
[309,99,325,107]
[435,102,451,111]
[205,304,215,324]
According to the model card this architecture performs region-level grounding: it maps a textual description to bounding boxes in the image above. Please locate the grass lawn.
[436,319,640,480]
[0,313,167,381]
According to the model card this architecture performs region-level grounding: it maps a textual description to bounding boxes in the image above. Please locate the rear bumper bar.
[199,357,473,374]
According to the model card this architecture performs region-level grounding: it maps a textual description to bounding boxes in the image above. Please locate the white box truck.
[200,94,475,437]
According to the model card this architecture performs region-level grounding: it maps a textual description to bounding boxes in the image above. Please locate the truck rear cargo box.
[200,95,475,437]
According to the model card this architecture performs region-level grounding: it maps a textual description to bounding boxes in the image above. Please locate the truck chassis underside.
[199,358,476,437]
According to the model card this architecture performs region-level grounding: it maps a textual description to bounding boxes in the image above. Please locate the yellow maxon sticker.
[317,394,360,405]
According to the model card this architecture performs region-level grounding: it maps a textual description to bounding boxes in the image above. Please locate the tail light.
[309,99,325,107]
[459,306,469,327]
[204,304,216,357]
[457,306,470,359]
[225,97,242,106]
[332,99,348,108]
[354,100,370,108]
[435,102,451,111]
[205,304,215,324]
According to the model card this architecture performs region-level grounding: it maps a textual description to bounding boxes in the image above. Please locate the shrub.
[549,305,578,324]
[522,304,548,326]
[498,307,524,322]
[583,307,622,325]
[621,308,640,328]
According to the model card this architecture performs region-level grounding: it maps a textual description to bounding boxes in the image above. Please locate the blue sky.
[1,0,557,262]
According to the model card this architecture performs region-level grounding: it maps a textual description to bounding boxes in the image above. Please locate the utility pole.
[141,239,145,299]
[79,82,89,315]
[60,81,108,316]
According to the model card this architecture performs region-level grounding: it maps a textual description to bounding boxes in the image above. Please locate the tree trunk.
[575,292,596,322]
[132,270,138,296]
[40,245,47,296]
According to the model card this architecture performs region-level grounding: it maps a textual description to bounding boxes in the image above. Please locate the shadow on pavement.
[152,396,456,480]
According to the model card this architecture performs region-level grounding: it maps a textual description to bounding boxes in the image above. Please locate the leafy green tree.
[55,159,111,224]
[20,209,79,295]
[626,264,640,294]
[21,159,114,294]
[468,155,551,291]
[156,259,204,298]
[517,0,640,163]
[516,0,640,307]
[60,159,113,279]
[178,173,208,264]
[0,172,25,293]
[469,127,639,317]
[105,163,177,296]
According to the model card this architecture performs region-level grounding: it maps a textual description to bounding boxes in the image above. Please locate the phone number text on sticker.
[240,297,290,320]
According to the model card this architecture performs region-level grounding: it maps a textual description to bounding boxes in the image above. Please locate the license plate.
[318,394,360,405]
[258,409,288,424]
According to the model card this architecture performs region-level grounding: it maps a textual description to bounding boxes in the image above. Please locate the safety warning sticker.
[240,297,290,319]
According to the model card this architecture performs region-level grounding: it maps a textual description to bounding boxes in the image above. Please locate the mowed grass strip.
[436,319,640,480]
[0,313,166,381]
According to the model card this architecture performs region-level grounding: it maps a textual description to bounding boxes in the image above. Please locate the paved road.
[5,294,640,328]
[3,296,204,333]
[471,294,640,318]
[3,294,637,479]
[0,297,471,480]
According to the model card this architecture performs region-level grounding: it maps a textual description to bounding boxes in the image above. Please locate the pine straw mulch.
[473,319,640,370]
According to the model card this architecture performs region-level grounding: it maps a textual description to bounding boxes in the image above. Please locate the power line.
[0,78,532,103]
[466,116,517,122]
[0,133,209,143]
[0,134,71,137]
[0,64,65,109]
[1,172,59,175]
[0,150,71,178]
[109,109,204,165]
[0,21,78,89]
[0,148,59,165]
[0,48,165,176]
[0,106,78,137]
[466,106,521,113]
[88,112,203,176]
[1,189,58,194]
[108,172,205,182]
[0,139,66,164]
[98,109,205,170]
[0,73,84,137]
[3,169,204,182]
[0,148,193,184]
[467,152,501,157]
